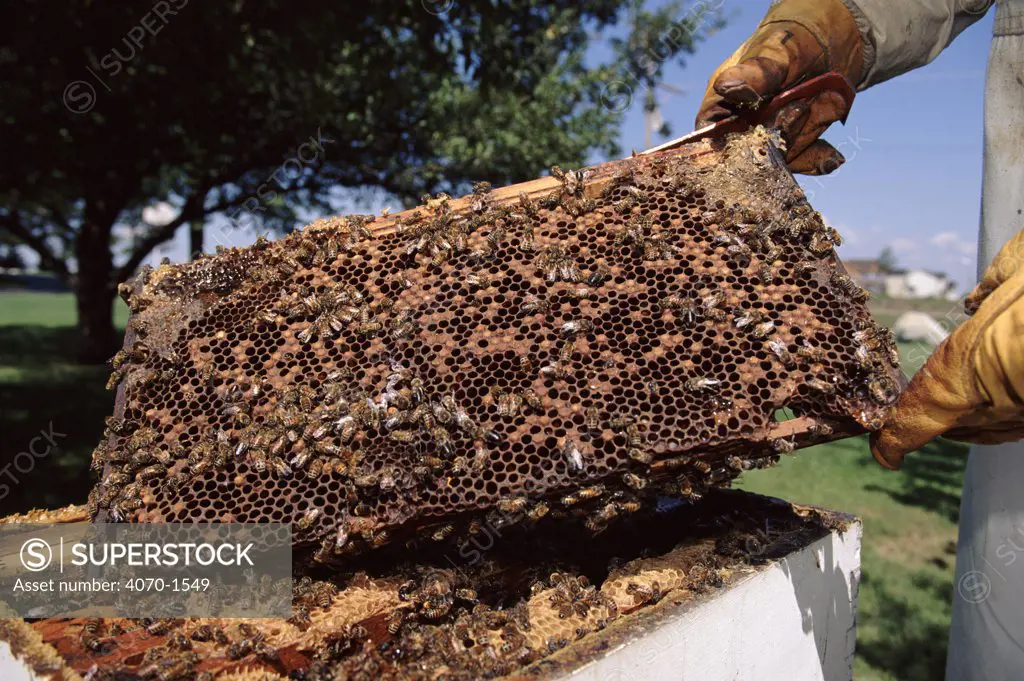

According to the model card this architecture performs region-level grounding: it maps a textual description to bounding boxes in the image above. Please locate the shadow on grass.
[862,438,969,525]
[0,325,120,515]
[858,568,954,681]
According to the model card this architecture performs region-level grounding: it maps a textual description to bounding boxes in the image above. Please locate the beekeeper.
[696,1,1023,678]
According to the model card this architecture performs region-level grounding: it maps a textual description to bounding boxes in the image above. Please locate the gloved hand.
[696,0,864,175]
[871,229,1024,469]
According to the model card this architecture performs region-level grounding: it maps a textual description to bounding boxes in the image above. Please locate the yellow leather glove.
[695,0,864,175]
[871,229,1024,469]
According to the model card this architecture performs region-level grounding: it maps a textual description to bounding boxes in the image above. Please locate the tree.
[878,246,898,274]
[0,1,720,363]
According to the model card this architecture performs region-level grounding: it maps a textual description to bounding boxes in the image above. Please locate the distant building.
[843,258,958,300]
[884,269,958,300]
[843,259,887,294]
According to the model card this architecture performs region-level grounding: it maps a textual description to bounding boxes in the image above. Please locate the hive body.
[92,129,901,561]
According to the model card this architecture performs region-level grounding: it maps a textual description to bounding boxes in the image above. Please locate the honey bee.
[526,502,550,523]
[566,287,592,301]
[767,338,796,370]
[551,165,589,197]
[334,415,358,443]
[617,498,642,514]
[704,307,729,322]
[497,390,524,418]
[622,472,647,490]
[536,245,582,283]
[387,607,410,635]
[609,416,633,431]
[854,343,875,370]
[585,502,620,532]
[794,262,817,277]
[676,305,702,327]
[770,437,795,454]
[557,339,577,365]
[805,376,837,395]
[136,464,166,483]
[151,655,198,681]
[751,320,776,339]
[105,416,140,436]
[560,318,594,338]
[168,633,191,651]
[365,529,390,548]
[733,309,766,330]
[726,241,752,266]
[390,429,416,444]
[577,484,605,501]
[868,376,899,405]
[587,263,612,286]
[642,234,676,260]
[227,638,256,660]
[281,384,317,412]
[541,359,571,380]
[628,447,653,464]
[583,407,600,432]
[831,271,870,302]
[466,273,492,291]
[190,625,214,642]
[562,438,585,472]
[626,581,664,605]
[353,320,384,337]
[758,263,779,284]
[145,619,171,636]
[521,294,551,316]
[726,455,747,471]
[701,290,725,310]
[497,496,529,514]
[685,376,722,393]
[624,423,644,448]
[80,621,107,653]
[808,422,835,437]
[296,507,322,532]
[521,389,543,413]
[808,230,840,256]
[796,339,827,363]
[431,524,455,542]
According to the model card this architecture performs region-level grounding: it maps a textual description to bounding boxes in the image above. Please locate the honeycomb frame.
[91,128,903,562]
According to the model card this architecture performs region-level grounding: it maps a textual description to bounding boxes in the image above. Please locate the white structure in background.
[884,269,958,300]
[893,311,950,346]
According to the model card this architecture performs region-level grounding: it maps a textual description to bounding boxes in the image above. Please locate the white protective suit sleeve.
[840,0,994,87]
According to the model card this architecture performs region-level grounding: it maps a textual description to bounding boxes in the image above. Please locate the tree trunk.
[189,220,204,259]
[75,275,117,364]
[75,205,119,364]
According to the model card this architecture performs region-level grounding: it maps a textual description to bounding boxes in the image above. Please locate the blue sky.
[139,1,994,290]
[604,0,993,288]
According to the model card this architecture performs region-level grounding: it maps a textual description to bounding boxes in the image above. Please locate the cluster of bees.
[541,571,618,625]
[76,618,282,680]
[387,568,480,634]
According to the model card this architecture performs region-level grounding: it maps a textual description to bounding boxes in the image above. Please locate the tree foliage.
[0,0,720,362]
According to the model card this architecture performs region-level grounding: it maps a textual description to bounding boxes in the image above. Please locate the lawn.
[0,290,967,680]
[0,292,129,513]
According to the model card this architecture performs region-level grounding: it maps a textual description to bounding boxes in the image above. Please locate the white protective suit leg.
[946,2,1024,679]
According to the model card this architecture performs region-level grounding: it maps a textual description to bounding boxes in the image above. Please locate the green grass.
[0,291,966,679]
[868,294,962,331]
[0,293,128,513]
